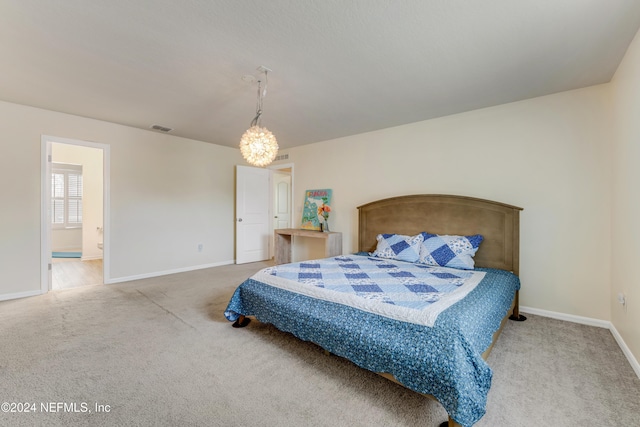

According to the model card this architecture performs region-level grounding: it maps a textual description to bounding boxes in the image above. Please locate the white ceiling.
[1,0,639,149]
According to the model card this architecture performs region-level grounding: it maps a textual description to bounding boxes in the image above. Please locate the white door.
[273,171,292,230]
[236,165,271,264]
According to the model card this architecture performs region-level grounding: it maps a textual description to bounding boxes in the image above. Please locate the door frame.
[268,163,294,259]
[41,135,111,293]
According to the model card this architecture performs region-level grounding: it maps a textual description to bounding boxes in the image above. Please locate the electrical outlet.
[617,292,626,306]
[198,243,203,252]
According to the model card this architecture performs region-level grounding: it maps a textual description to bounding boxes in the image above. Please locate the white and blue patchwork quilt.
[252,255,485,327]
[225,255,520,427]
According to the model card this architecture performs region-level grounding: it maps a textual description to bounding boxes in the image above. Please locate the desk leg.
[325,233,343,258]
[275,233,292,265]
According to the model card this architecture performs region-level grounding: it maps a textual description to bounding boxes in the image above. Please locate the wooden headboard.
[357,194,523,275]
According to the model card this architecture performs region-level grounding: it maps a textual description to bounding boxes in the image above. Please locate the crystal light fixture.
[239,67,278,167]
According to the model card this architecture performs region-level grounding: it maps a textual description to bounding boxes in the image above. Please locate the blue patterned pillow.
[418,232,483,270]
[370,233,424,263]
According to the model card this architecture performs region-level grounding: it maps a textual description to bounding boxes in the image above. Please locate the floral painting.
[301,189,332,231]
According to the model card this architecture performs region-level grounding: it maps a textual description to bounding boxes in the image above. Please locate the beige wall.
[284,84,612,322]
[0,100,242,298]
[610,28,640,365]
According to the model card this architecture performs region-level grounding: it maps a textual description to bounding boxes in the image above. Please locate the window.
[52,163,83,228]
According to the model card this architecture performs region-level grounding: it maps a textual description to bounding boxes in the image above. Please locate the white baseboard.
[81,255,103,261]
[0,289,44,302]
[105,260,235,284]
[609,324,640,379]
[52,247,81,252]
[521,305,640,379]
[520,306,610,328]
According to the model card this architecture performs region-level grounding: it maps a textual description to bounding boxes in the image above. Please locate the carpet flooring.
[1,261,639,427]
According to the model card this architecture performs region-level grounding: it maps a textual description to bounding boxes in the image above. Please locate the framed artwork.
[301,189,332,231]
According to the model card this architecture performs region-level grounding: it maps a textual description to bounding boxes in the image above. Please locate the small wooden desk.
[274,228,342,265]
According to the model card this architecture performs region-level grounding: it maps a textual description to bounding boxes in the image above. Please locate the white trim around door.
[41,135,111,293]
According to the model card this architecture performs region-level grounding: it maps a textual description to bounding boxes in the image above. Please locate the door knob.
[238,218,243,222]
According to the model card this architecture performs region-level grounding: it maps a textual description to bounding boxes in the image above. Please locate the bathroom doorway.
[269,163,293,259]
[41,136,110,292]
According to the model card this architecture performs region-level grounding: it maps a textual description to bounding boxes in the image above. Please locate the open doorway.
[41,136,110,292]
[270,163,293,258]
[272,167,292,229]
[234,162,293,264]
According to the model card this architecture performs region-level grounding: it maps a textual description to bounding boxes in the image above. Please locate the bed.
[225,194,524,427]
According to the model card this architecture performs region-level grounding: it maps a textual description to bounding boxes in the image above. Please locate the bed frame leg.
[232,315,251,328]
[439,416,462,427]
[508,291,527,321]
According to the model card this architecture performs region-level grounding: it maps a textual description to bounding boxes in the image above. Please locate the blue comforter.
[224,259,520,427]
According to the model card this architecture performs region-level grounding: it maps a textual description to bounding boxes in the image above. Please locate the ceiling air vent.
[275,153,289,161]
[150,124,173,132]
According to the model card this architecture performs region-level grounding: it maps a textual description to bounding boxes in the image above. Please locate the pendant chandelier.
[239,67,278,167]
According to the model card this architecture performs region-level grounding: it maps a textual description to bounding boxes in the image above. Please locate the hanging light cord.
[239,67,278,167]
[250,71,268,127]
